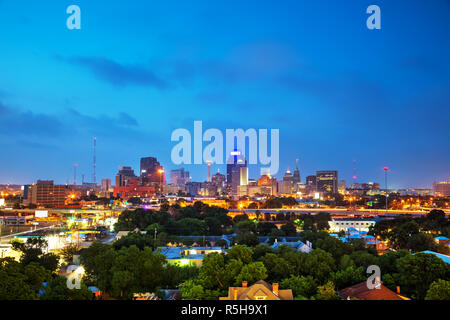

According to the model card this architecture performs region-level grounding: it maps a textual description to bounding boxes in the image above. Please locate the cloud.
[0,101,146,143]
[58,56,169,89]
[0,102,65,137]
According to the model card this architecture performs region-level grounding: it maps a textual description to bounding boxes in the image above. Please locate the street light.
[158,169,164,196]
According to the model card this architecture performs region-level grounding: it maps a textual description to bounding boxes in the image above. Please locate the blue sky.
[0,0,449,188]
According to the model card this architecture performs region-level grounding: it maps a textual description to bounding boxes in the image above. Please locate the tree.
[300,249,336,284]
[316,281,339,300]
[226,245,253,264]
[234,232,259,247]
[234,262,268,286]
[41,276,93,300]
[179,280,206,300]
[397,253,450,299]
[0,258,51,300]
[406,233,437,252]
[11,237,59,273]
[427,209,445,222]
[235,220,257,234]
[261,253,293,282]
[280,275,317,298]
[60,244,79,265]
[331,266,365,290]
[280,223,297,236]
[179,280,220,300]
[425,279,450,300]
[316,236,353,262]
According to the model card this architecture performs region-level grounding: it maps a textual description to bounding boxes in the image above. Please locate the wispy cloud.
[57,56,169,89]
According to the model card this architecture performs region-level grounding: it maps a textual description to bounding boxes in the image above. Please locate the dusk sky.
[0,0,449,188]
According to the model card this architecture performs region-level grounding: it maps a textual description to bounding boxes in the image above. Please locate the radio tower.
[93,137,97,184]
[206,160,212,182]
[73,163,78,185]
[352,159,357,183]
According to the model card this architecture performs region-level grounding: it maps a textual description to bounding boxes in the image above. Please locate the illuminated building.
[338,180,346,194]
[278,169,294,194]
[115,166,137,187]
[24,180,68,208]
[257,173,278,196]
[316,171,338,194]
[157,246,224,267]
[220,281,293,300]
[278,181,293,195]
[306,175,317,193]
[329,217,377,232]
[140,157,164,185]
[226,150,247,195]
[293,167,301,183]
[101,179,111,191]
[212,172,226,194]
[170,168,190,186]
[433,181,450,197]
[113,179,155,200]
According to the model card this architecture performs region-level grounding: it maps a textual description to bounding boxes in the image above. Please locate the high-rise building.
[306,175,317,192]
[115,166,137,187]
[280,169,294,194]
[316,171,338,194]
[212,172,226,195]
[25,180,68,208]
[257,173,278,196]
[278,181,294,195]
[140,157,164,185]
[338,180,346,194]
[293,167,301,183]
[226,150,247,195]
[101,179,111,191]
[170,168,190,186]
[433,181,450,197]
[283,169,295,183]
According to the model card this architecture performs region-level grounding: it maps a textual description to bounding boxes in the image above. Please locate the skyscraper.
[293,167,301,183]
[316,171,338,194]
[226,150,247,195]
[115,166,137,187]
[140,157,164,185]
[170,168,190,186]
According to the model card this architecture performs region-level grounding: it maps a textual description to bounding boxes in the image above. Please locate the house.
[219,280,293,300]
[329,218,378,232]
[271,239,312,253]
[156,246,224,267]
[338,281,409,300]
[435,236,450,246]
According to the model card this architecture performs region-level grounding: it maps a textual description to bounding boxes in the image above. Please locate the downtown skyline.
[0,0,449,188]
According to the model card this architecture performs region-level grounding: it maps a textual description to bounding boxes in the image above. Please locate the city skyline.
[0,0,449,188]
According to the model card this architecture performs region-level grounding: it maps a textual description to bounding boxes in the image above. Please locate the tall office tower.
[338,180,346,194]
[293,167,301,183]
[212,172,226,193]
[316,170,338,194]
[226,150,247,195]
[101,179,111,191]
[170,168,190,186]
[115,166,137,187]
[283,169,295,183]
[306,175,317,193]
[240,167,248,186]
[140,157,164,185]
